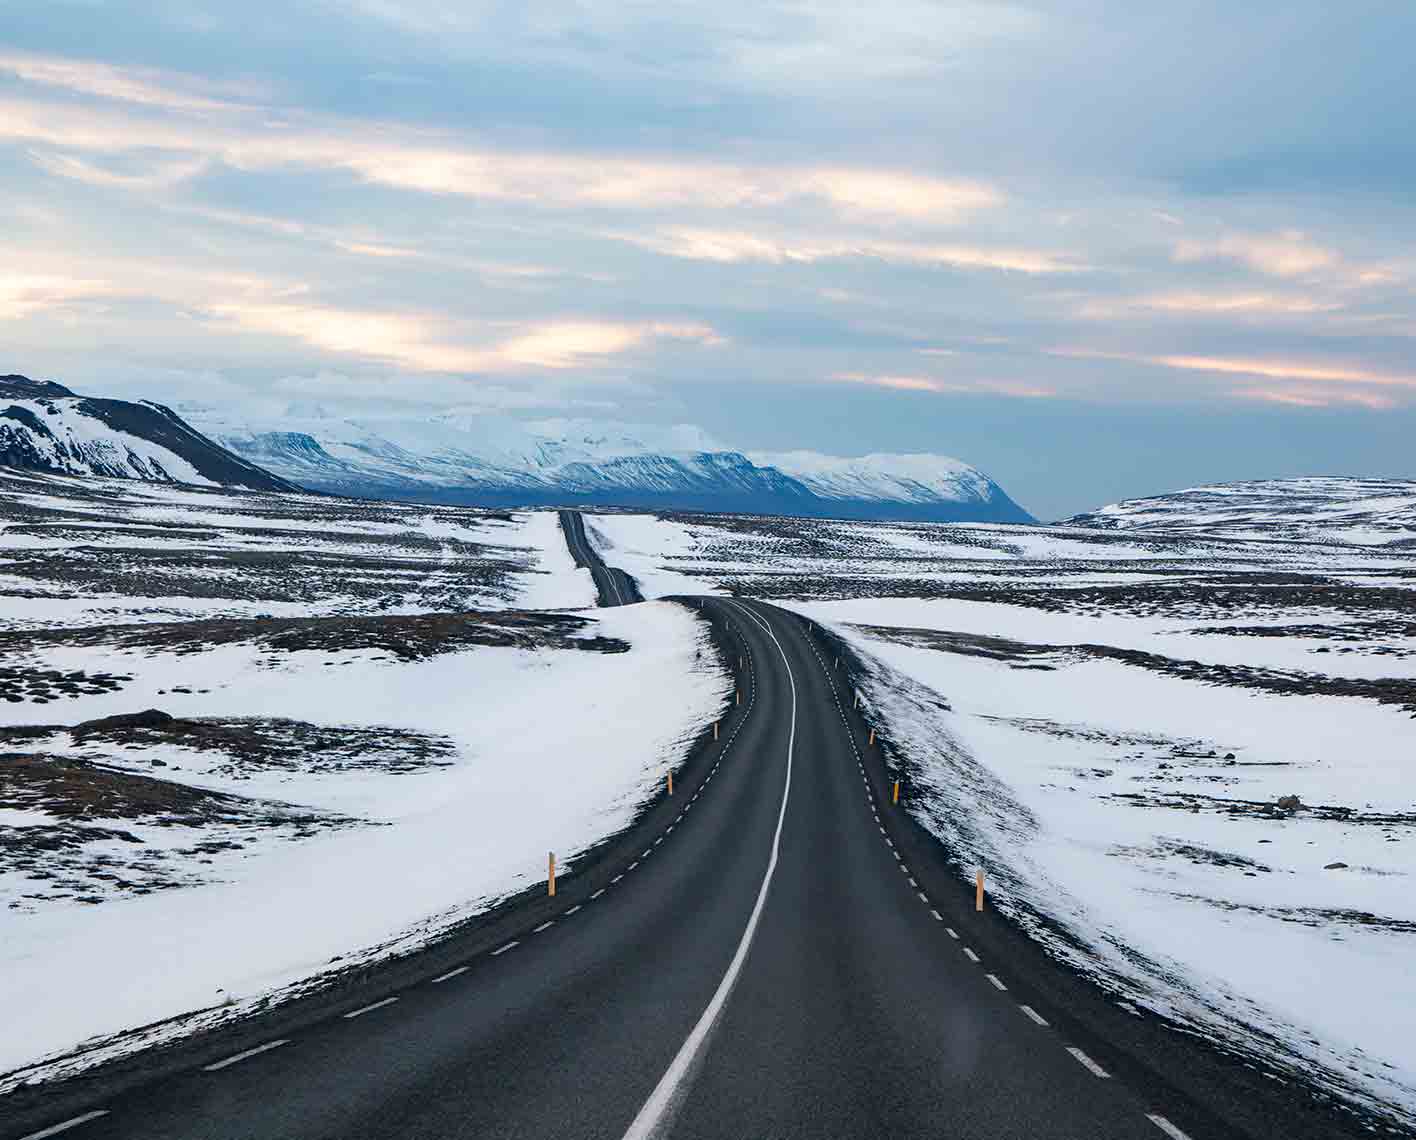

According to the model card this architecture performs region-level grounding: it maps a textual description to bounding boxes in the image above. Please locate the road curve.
[559,509,642,607]
[0,529,1384,1140]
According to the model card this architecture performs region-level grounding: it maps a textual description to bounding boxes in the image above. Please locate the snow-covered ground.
[0,478,725,1087]
[578,506,1416,1125]
[0,469,595,627]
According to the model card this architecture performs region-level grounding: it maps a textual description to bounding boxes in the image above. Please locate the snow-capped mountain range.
[1066,477,1416,546]
[179,403,1035,523]
[0,376,295,492]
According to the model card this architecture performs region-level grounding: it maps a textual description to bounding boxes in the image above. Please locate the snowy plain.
[0,475,726,1087]
[585,503,1416,1125]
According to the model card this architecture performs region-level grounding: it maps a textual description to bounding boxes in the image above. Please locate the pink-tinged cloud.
[623,228,1078,273]
[0,86,999,223]
[831,372,1055,398]
[1050,347,1416,390]
[1078,291,1341,319]
[0,273,118,319]
[202,302,722,373]
[1173,230,1337,278]
[0,52,266,114]
[1232,387,1397,410]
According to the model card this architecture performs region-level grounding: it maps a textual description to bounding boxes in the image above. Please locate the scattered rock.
[1276,794,1303,813]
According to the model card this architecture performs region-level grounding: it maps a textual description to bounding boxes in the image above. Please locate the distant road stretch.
[559,509,644,607]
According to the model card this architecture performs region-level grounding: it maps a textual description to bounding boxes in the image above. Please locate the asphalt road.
[559,509,643,606]
[1,515,1385,1140]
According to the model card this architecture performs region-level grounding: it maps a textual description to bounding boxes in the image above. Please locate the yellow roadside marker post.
[893,780,900,805]
[548,852,557,897]
[976,870,985,912]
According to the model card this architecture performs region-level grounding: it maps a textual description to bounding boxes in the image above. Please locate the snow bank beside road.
[0,602,729,1087]
[508,510,598,609]
[584,513,729,599]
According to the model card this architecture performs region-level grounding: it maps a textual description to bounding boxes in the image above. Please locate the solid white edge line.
[1146,1114,1193,1140]
[492,940,519,956]
[1020,1004,1050,1027]
[619,598,795,1140]
[18,1111,112,1139]
[343,996,398,1019]
[202,1039,289,1071]
[986,974,1008,991]
[1067,1046,1111,1078]
[431,965,470,984]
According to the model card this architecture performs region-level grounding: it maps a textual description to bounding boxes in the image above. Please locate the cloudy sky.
[3,2,1414,517]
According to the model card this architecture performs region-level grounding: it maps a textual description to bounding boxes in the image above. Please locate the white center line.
[620,598,796,1140]
[492,940,520,956]
[564,904,582,916]
[1067,1047,1111,1078]
[1020,1004,1050,1027]
[1146,1114,1193,1140]
[963,947,980,963]
[17,1111,112,1139]
[533,920,554,933]
[344,996,398,1019]
[986,974,1008,991]
[431,965,469,984]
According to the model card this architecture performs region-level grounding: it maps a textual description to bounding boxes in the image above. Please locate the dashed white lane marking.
[344,996,398,1019]
[885,838,894,847]
[1146,1114,1193,1140]
[1067,1047,1111,1078]
[564,904,582,916]
[533,920,554,933]
[963,947,980,963]
[908,876,918,887]
[654,837,664,846]
[946,927,959,940]
[431,965,470,984]
[18,1111,112,1139]
[620,598,796,1140]
[591,888,606,900]
[666,826,675,834]
[986,974,1008,991]
[628,861,640,871]
[612,874,624,883]
[893,852,902,862]
[877,826,886,835]
[202,1039,290,1071]
[491,940,519,956]
[1020,1004,1050,1027]
[930,909,943,921]
[917,891,928,902]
